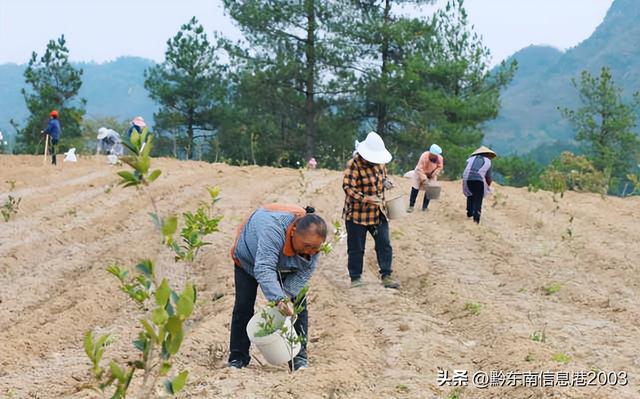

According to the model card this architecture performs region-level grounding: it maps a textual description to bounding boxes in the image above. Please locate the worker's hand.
[276,300,295,317]
[363,195,382,205]
[426,172,433,179]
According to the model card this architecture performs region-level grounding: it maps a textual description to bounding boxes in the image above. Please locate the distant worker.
[126,116,146,138]
[462,146,496,224]
[41,110,61,165]
[97,127,123,156]
[307,157,317,169]
[407,143,444,213]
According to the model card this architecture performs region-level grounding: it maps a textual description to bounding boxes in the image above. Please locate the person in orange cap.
[41,110,61,165]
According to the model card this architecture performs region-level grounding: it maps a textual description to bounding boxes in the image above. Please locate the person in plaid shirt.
[342,132,400,289]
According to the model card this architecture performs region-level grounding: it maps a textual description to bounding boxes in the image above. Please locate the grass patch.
[464,302,481,315]
[530,330,546,343]
[552,353,571,364]
[395,383,409,393]
[543,282,561,295]
[447,388,461,399]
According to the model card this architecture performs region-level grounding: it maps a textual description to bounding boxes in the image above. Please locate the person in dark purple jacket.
[42,110,61,165]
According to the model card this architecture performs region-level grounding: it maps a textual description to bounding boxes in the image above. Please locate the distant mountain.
[485,0,640,157]
[0,57,158,144]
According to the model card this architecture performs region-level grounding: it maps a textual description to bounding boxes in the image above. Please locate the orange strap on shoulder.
[230,204,306,266]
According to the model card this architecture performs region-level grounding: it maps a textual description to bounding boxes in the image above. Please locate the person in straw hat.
[126,116,147,139]
[407,143,444,213]
[342,131,400,289]
[462,145,496,224]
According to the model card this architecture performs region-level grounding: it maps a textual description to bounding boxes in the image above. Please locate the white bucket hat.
[97,127,109,140]
[356,131,392,164]
[429,143,442,155]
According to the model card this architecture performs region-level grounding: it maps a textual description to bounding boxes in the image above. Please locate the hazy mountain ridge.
[0,57,157,142]
[486,0,640,157]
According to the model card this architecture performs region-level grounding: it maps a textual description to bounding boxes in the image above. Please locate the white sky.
[0,0,614,66]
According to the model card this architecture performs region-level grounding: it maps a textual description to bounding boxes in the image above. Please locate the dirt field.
[1,155,639,399]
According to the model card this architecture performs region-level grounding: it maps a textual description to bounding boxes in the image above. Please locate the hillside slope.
[0,156,639,398]
[486,0,640,155]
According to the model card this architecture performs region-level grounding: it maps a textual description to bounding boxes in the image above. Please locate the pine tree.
[221,0,354,163]
[12,35,86,154]
[145,17,226,160]
[559,67,640,194]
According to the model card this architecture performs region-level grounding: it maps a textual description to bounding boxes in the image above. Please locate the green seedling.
[84,131,219,397]
[530,330,546,343]
[525,352,535,362]
[395,383,409,393]
[319,242,333,255]
[257,286,309,373]
[447,388,461,399]
[333,221,343,239]
[543,282,561,295]
[116,128,161,190]
[1,195,21,222]
[319,220,343,255]
[255,309,281,338]
[156,186,222,262]
[552,353,571,364]
[464,302,481,315]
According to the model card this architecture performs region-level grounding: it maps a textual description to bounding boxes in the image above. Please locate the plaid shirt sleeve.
[343,159,365,202]
[342,157,384,225]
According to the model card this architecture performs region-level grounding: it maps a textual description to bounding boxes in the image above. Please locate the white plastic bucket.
[246,307,301,365]
[386,195,406,220]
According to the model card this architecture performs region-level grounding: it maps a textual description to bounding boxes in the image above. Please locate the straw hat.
[471,145,496,159]
[355,131,392,164]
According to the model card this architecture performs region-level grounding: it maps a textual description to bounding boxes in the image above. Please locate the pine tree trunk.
[376,0,392,136]
[305,0,317,161]
[187,111,194,160]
